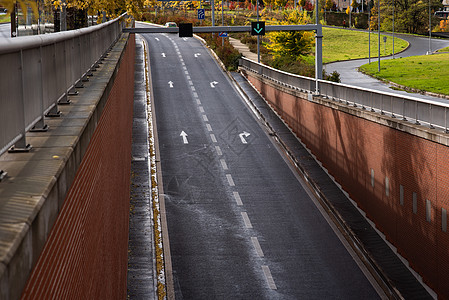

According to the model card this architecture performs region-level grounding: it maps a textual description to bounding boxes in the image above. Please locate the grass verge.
[359,53,449,95]
[437,46,449,52]
[322,27,409,63]
[0,14,10,23]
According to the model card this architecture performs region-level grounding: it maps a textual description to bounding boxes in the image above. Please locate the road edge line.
[141,34,174,300]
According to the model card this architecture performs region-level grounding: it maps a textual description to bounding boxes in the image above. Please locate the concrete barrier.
[0,33,134,299]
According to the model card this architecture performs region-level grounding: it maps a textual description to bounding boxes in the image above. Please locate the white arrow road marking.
[161,53,166,57]
[210,81,218,88]
[168,81,174,88]
[194,53,201,58]
[239,131,251,144]
[155,37,160,41]
[180,131,188,144]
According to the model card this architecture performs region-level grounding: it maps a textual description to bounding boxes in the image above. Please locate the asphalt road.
[325,29,449,102]
[141,24,383,299]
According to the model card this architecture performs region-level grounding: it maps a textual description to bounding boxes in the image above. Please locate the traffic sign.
[218,32,228,37]
[197,9,205,20]
[251,21,265,36]
[179,23,193,37]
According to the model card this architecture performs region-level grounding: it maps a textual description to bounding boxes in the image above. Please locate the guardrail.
[240,57,449,132]
[0,14,127,159]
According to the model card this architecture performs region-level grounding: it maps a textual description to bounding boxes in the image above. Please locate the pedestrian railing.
[0,14,127,160]
[240,57,449,133]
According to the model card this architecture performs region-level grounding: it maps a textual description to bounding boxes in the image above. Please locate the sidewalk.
[228,37,259,62]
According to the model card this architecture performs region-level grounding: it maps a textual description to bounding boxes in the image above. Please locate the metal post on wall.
[10,3,17,37]
[9,50,32,153]
[30,46,49,132]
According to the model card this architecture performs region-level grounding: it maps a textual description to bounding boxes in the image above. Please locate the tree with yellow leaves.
[266,10,314,60]
[0,0,38,20]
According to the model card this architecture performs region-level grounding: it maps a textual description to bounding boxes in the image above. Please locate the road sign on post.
[218,32,228,37]
[179,23,193,37]
[197,9,205,20]
[251,21,265,36]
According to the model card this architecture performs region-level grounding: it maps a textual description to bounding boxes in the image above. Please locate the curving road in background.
[325,29,449,101]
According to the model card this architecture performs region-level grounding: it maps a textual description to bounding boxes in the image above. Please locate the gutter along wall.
[241,69,449,299]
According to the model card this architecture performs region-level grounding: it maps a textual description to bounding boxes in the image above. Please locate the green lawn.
[359,53,449,95]
[0,14,10,23]
[322,27,409,63]
[437,46,449,52]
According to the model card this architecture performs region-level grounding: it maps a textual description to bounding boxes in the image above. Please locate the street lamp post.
[392,0,395,58]
[222,0,224,46]
[315,0,323,94]
[378,0,381,72]
[369,3,371,63]
[257,0,260,63]
[428,0,432,54]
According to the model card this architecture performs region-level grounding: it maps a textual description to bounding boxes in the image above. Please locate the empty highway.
[141,23,384,299]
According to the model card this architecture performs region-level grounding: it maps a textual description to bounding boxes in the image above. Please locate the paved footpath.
[229,37,259,62]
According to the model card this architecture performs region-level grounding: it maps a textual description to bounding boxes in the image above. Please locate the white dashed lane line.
[251,237,264,257]
[226,174,235,186]
[173,42,277,291]
[262,265,277,290]
[233,191,243,206]
[241,212,253,229]
[220,159,228,170]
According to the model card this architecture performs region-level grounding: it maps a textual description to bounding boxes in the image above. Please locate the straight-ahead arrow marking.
[161,53,166,57]
[180,131,188,144]
[168,81,174,88]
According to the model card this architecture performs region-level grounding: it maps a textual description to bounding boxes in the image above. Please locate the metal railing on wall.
[0,14,127,162]
[240,57,449,133]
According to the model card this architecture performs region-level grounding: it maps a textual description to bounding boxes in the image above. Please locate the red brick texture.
[246,74,449,299]
[21,36,135,299]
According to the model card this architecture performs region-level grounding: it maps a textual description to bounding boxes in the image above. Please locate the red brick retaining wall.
[245,73,449,299]
[21,35,135,299]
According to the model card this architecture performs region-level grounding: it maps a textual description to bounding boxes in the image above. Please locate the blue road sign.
[218,32,228,37]
[197,9,205,20]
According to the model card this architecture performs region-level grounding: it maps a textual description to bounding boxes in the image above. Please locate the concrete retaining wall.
[0,33,134,299]
[243,70,449,299]
[20,34,135,299]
